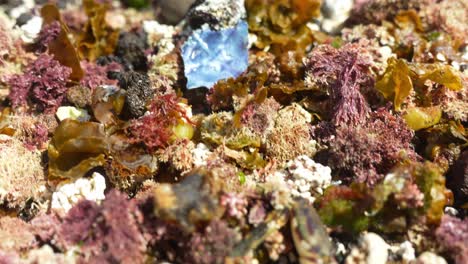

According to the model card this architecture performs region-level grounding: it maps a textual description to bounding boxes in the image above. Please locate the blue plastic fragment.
[182,21,249,89]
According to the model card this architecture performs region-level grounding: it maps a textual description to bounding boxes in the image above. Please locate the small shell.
[291,199,336,264]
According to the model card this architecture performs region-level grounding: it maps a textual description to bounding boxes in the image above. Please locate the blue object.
[182,21,249,89]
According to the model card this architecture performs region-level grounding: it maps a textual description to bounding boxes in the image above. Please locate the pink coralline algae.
[60,200,100,245]
[304,41,374,125]
[186,220,237,264]
[36,21,61,52]
[80,60,119,90]
[394,181,424,209]
[220,192,248,220]
[435,215,468,264]
[322,108,417,185]
[23,122,49,150]
[60,190,147,264]
[129,93,192,151]
[7,54,71,113]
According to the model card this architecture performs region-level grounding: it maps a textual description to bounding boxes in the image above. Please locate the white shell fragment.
[56,106,91,122]
[19,16,43,44]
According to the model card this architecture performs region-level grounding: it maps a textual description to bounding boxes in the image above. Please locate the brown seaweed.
[40,4,84,81]
[48,119,108,180]
[76,0,120,61]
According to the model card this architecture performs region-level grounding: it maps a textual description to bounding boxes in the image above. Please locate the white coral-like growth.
[261,155,331,209]
[143,20,176,55]
[26,245,77,264]
[263,170,293,210]
[192,143,212,167]
[51,172,106,213]
[285,155,332,204]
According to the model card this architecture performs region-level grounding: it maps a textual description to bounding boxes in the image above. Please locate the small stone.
[142,20,176,54]
[66,85,92,108]
[192,143,212,167]
[120,71,154,118]
[444,206,459,217]
[156,0,196,24]
[16,12,32,26]
[8,0,35,20]
[436,53,446,62]
[182,21,249,89]
[285,155,331,203]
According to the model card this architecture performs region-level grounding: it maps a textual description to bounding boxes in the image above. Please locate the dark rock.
[96,55,126,80]
[16,13,32,26]
[185,0,246,30]
[120,71,153,118]
[186,0,219,29]
[114,31,148,72]
[96,54,123,67]
[447,150,468,205]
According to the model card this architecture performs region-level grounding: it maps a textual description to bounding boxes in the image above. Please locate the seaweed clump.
[35,21,61,52]
[0,138,46,209]
[266,103,317,164]
[317,161,452,234]
[304,41,374,125]
[48,119,108,180]
[59,190,147,263]
[7,54,71,113]
[80,60,119,91]
[128,94,193,152]
[40,4,84,81]
[76,0,120,61]
[246,0,321,53]
[318,108,418,186]
[185,220,237,264]
[435,215,468,264]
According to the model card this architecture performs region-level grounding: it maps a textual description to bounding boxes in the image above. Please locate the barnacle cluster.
[0,0,467,263]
